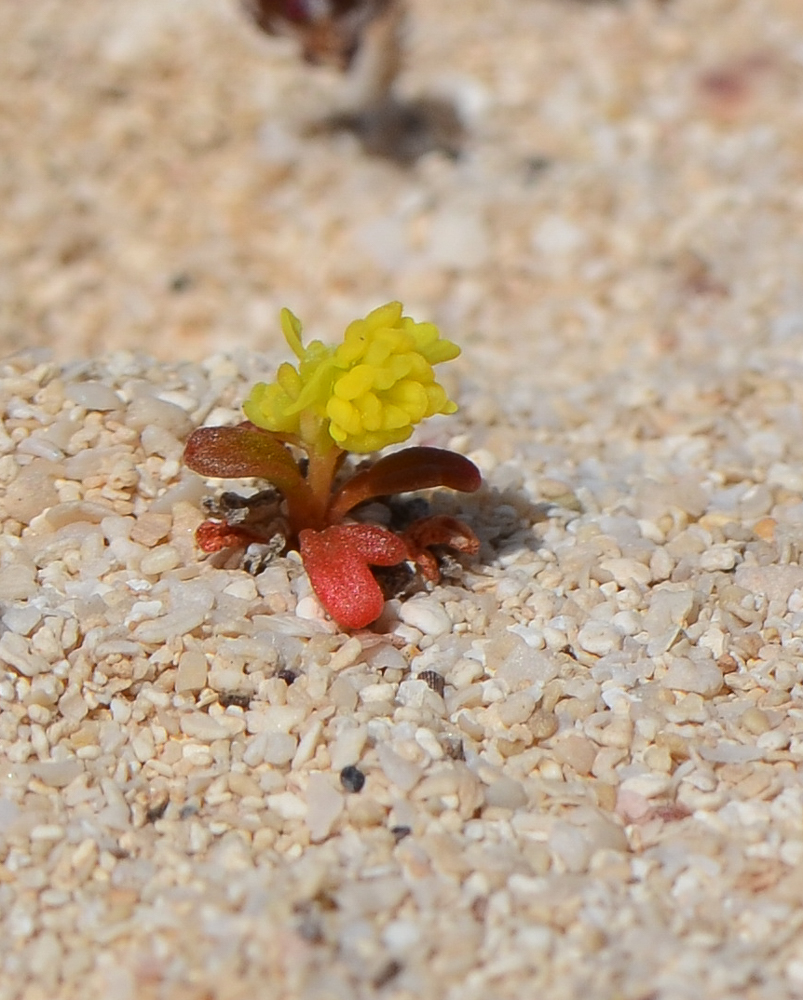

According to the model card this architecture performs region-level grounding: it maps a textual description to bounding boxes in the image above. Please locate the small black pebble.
[391,825,411,843]
[277,669,297,685]
[340,765,366,793]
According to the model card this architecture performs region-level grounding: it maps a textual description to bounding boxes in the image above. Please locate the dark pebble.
[417,669,446,697]
[340,765,366,793]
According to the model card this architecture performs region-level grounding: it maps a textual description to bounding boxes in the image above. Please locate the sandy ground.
[4,0,803,997]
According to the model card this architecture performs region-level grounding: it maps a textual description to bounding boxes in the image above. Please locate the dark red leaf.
[184,424,309,499]
[329,447,481,521]
[299,524,407,629]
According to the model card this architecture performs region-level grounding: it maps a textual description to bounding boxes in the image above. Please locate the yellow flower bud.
[243,302,460,454]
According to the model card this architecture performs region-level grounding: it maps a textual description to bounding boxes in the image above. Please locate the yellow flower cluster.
[243,302,460,453]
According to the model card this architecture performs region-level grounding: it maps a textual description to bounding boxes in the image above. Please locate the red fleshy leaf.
[195,519,264,553]
[299,524,407,629]
[329,447,481,521]
[184,424,309,500]
[403,515,480,582]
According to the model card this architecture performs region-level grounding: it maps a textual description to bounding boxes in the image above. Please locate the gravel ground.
[4,0,803,998]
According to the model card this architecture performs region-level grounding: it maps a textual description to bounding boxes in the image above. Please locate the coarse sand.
[4,1,803,997]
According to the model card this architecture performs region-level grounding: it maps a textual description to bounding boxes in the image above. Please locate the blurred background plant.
[241,0,464,162]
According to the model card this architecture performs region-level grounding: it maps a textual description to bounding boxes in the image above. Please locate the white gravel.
[5,0,803,998]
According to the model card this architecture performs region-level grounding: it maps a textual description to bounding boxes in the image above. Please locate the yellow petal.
[363,336,395,368]
[333,364,375,401]
[381,403,413,430]
[326,397,362,435]
[363,301,403,331]
[420,338,461,364]
[346,425,413,454]
[276,362,302,398]
[356,391,382,430]
[424,383,457,416]
[388,380,429,421]
[280,308,305,360]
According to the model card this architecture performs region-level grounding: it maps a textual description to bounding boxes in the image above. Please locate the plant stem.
[302,443,343,531]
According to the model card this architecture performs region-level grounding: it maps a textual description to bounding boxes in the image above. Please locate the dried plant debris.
[243,0,464,161]
[242,0,399,71]
[313,95,465,164]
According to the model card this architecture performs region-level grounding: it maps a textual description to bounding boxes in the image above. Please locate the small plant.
[240,0,462,163]
[184,302,481,629]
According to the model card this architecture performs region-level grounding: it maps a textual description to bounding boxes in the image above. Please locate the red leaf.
[403,515,480,582]
[184,424,308,499]
[195,519,260,553]
[299,524,407,629]
[329,447,481,521]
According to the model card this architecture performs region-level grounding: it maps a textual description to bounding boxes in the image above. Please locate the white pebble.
[612,610,642,636]
[376,743,422,791]
[305,773,344,842]
[0,565,38,601]
[484,776,527,810]
[179,713,245,742]
[549,822,592,874]
[576,621,623,656]
[644,589,695,632]
[396,679,431,710]
[329,725,367,772]
[292,719,322,770]
[359,682,397,704]
[30,760,83,788]
[398,598,452,637]
[329,637,364,671]
[245,705,307,734]
[295,595,327,621]
[757,729,790,751]
[125,396,193,436]
[30,823,66,842]
[131,582,214,644]
[497,692,536,726]
[599,558,651,588]
[65,381,122,411]
[2,605,43,636]
[382,919,421,955]
[140,425,182,459]
[0,632,49,677]
[267,791,307,821]
[619,773,672,799]
[139,544,180,576]
[223,577,259,602]
[182,744,214,766]
[661,657,723,698]
[263,733,299,765]
[175,651,208,693]
[699,545,738,572]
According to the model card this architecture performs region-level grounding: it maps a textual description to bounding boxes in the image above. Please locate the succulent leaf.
[299,523,407,628]
[329,446,480,520]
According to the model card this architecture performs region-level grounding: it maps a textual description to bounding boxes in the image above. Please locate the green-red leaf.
[184,424,307,498]
[329,447,481,521]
